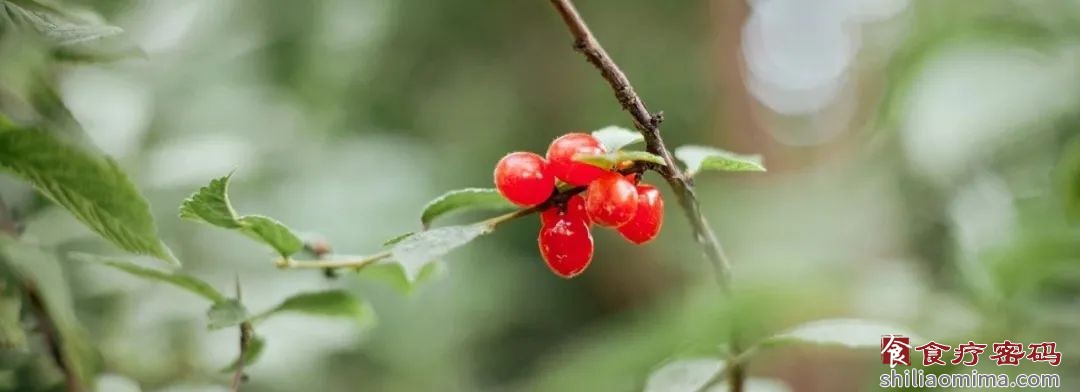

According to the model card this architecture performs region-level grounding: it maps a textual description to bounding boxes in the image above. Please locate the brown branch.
[548,0,732,288]
[231,276,252,391]
[547,1,742,390]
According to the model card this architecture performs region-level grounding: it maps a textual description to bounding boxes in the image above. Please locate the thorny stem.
[547,0,742,390]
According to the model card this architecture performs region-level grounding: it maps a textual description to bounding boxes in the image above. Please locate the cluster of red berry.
[493,133,664,278]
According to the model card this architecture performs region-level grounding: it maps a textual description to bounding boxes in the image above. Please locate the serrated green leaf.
[674,145,766,177]
[0,121,177,265]
[591,126,643,151]
[3,1,122,44]
[2,0,141,62]
[420,188,515,229]
[573,150,666,170]
[381,232,415,247]
[250,290,371,325]
[207,299,247,330]
[763,318,920,349]
[180,175,304,257]
[390,224,490,282]
[70,253,224,303]
[644,358,725,392]
[219,335,265,373]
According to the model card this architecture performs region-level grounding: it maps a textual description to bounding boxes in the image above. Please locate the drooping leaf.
[573,150,666,170]
[70,253,224,303]
[763,318,920,349]
[180,175,304,257]
[420,188,515,229]
[0,120,177,265]
[250,290,371,325]
[219,335,266,373]
[236,215,304,256]
[207,299,248,330]
[644,358,725,392]
[390,224,490,282]
[592,126,643,151]
[674,145,765,177]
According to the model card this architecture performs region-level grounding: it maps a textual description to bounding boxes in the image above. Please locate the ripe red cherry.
[541,194,590,226]
[546,133,608,186]
[494,152,554,207]
[585,172,639,227]
[617,184,664,244]
[538,213,593,278]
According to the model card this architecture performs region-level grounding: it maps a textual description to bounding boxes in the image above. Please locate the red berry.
[585,172,639,227]
[617,184,664,244]
[542,194,591,226]
[546,133,608,186]
[494,152,554,207]
[538,214,593,278]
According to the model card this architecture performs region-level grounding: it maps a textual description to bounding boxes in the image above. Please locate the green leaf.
[674,145,766,176]
[390,224,490,282]
[592,126,643,151]
[357,261,444,294]
[70,253,224,303]
[0,289,26,350]
[180,175,304,257]
[1060,138,1080,221]
[0,121,177,265]
[763,318,920,349]
[0,239,97,386]
[207,299,248,330]
[219,335,266,373]
[2,0,141,62]
[420,188,515,229]
[381,232,415,247]
[573,150,666,170]
[3,1,122,44]
[644,358,725,392]
[250,290,371,325]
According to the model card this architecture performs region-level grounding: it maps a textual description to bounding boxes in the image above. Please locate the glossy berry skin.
[494,152,554,207]
[538,213,593,278]
[617,184,664,244]
[541,194,590,226]
[546,133,608,186]
[585,172,639,227]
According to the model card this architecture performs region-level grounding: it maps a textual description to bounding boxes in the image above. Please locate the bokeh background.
[2,0,1080,391]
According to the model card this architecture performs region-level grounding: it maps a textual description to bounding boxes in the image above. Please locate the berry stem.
[548,0,742,390]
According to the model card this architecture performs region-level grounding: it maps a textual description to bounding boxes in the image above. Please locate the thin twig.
[547,0,732,288]
[547,1,742,390]
[231,276,252,391]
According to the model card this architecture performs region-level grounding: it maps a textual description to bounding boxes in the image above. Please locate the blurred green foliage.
[0,0,1079,391]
